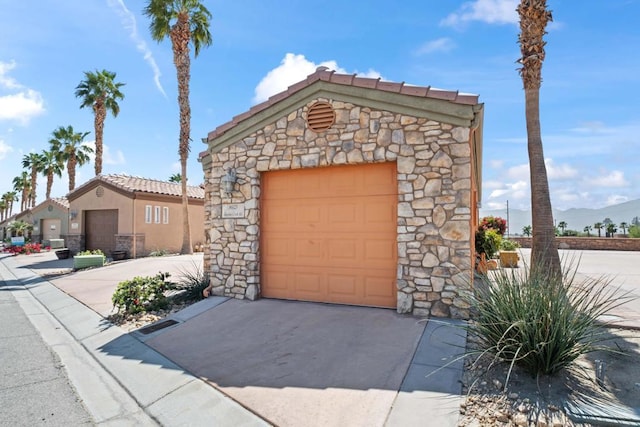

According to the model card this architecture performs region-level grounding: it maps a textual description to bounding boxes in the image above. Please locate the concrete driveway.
[518,248,640,328]
[144,299,427,427]
[9,251,204,317]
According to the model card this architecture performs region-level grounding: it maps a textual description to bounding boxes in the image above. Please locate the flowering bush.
[112,272,174,314]
[2,243,42,255]
[479,216,507,236]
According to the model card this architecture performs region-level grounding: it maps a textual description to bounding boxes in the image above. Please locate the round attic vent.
[306,102,335,132]
[96,186,104,197]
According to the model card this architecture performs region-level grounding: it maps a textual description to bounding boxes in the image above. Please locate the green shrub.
[629,225,640,238]
[148,248,169,257]
[475,228,502,259]
[469,260,631,378]
[112,272,173,314]
[172,262,210,302]
[499,239,520,251]
[77,249,105,256]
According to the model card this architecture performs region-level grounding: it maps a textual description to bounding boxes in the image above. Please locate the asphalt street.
[0,282,93,426]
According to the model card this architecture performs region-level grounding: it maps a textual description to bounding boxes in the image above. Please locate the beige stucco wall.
[68,186,134,236]
[133,196,205,254]
[202,97,477,318]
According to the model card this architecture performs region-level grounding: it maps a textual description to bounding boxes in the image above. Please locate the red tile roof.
[70,174,204,199]
[205,67,480,142]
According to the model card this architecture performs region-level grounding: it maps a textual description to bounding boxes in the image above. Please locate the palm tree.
[168,173,182,183]
[40,148,64,200]
[49,125,93,191]
[75,70,125,175]
[522,225,532,236]
[557,221,567,236]
[606,223,617,238]
[583,225,592,237]
[0,199,6,221]
[2,191,18,217]
[13,171,31,212]
[594,222,603,238]
[516,0,560,276]
[22,152,44,208]
[144,0,213,254]
[620,222,628,236]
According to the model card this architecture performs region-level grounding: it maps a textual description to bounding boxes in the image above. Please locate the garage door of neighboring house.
[85,210,118,255]
[261,162,398,308]
[41,218,61,241]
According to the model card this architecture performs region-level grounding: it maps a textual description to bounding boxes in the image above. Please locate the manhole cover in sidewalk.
[139,319,179,335]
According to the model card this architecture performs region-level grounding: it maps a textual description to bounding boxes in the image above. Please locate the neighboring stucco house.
[28,197,70,246]
[66,174,205,257]
[200,67,484,318]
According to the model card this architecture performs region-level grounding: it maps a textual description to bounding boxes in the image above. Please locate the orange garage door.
[261,162,397,308]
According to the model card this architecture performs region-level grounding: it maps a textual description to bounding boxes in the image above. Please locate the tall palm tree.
[144,0,213,254]
[49,125,93,191]
[40,148,64,200]
[75,70,125,175]
[516,0,560,276]
[0,199,6,221]
[13,171,31,212]
[22,152,44,208]
[2,191,18,217]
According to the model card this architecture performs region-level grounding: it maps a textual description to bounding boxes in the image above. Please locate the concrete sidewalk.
[0,253,269,426]
[0,250,469,426]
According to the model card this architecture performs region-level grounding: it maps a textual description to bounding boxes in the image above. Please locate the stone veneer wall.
[115,234,146,257]
[65,234,84,255]
[204,98,475,318]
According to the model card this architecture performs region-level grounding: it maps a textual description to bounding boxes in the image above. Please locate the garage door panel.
[327,239,358,262]
[261,163,397,308]
[294,238,323,261]
[364,239,396,264]
[294,271,323,295]
[85,210,118,255]
[327,274,358,297]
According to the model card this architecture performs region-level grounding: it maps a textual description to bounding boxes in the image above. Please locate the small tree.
[168,173,182,183]
[557,221,567,236]
[583,225,592,237]
[606,223,617,238]
[620,222,628,236]
[522,225,532,236]
[594,222,603,238]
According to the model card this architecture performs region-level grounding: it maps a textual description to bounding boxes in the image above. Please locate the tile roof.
[70,174,205,199]
[50,197,69,210]
[205,66,480,142]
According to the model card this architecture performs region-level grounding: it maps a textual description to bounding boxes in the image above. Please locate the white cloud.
[441,0,518,28]
[0,139,13,159]
[414,38,456,55]
[584,170,629,188]
[84,140,126,166]
[253,53,382,104]
[488,159,504,169]
[545,159,579,180]
[0,61,45,124]
[605,195,629,206]
[107,0,166,97]
[505,158,578,181]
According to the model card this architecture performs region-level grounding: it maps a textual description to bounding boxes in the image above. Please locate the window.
[163,207,169,224]
[145,205,152,223]
[154,206,161,224]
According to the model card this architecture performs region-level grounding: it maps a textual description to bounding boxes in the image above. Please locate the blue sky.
[1,0,639,211]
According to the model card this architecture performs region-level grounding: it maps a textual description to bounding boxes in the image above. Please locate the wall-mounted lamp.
[221,169,237,195]
[69,210,78,220]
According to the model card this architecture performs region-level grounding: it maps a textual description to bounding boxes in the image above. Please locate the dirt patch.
[459,327,640,426]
